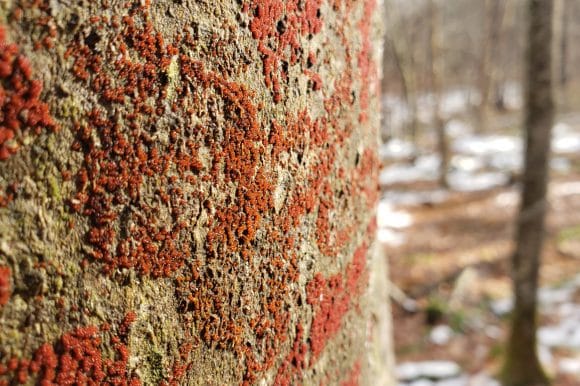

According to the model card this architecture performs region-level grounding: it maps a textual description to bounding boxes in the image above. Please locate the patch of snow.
[377,201,413,229]
[397,363,423,381]
[446,119,473,137]
[490,298,513,316]
[440,88,474,117]
[377,228,406,247]
[502,82,523,109]
[550,157,571,173]
[382,95,416,136]
[558,303,580,319]
[553,122,573,135]
[538,287,575,306]
[451,155,485,173]
[453,135,521,157]
[396,361,461,382]
[489,152,522,172]
[383,190,449,207]
[538,344,554,366]
[551,181,580,197]
[380,155,440,185]
[448,171,509,192]
[430,325,454,345]
[552,133,580,154]
[380,139,416,160]
[552,121,580,153]
[569,327,580,348]
[559,358,580,374]
[494,191,518,207]
[538,325,570,348]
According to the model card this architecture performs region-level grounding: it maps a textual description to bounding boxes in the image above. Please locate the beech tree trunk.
[0,1,391,385]
[501,1,554,385]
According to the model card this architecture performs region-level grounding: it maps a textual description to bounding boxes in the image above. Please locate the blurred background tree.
[501,1,554,385]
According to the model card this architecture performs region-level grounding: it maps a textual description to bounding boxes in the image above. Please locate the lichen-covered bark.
[0,0,387,385]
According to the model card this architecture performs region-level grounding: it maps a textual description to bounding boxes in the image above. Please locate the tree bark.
[554,0,569,110]
[0,1,390,385]
[427,0,448,189]
[501,1,554,385]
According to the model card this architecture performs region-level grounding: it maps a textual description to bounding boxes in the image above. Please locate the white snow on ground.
[430,325,454,346]
[453,135,521,156]
[397,361,461,382]
[380,139,417,160]
[380,155,440,185]
[450,155,485,173]
[552,122,580,154]
[377,228,406,247]
[382,94,414,136]
[376,200,413,246]
[383,189,449,207]
[551,157,572,173]
[446,119,473,138]
[553,134,580,154]
[494,190,518,207]
[447,170,508,192]
[559,357,580,375]
[381,119,580,191]
[551,181,580,197]
[439,88,475,117]
[538,325,572,348]
[488,152,522,172]
[377,201,413,229]
[450,134,521,180]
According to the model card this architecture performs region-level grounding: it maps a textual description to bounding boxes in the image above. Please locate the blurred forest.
[380,0,580,385]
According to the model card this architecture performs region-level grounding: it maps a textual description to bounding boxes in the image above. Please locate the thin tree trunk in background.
[407,31,420,145]
[387,37,417,141]
[476,0,491,132]
[501,1,554,385]
[559,0,569,88]
[477,0,505,130]
[427,0,448,188]
[490,0,507,111]
[554,0,569,110]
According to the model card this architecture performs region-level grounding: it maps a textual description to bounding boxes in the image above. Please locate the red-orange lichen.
[273,324,308,386]
[0,25,56,160]
[306,242,369,362]
[245,0,324,102]
[0,314,139,385]
[9,0,379,384]
[0,266,11,306]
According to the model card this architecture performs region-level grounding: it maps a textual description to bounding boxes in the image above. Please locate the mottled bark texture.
[0,0,389,385]
[501,0,553,385]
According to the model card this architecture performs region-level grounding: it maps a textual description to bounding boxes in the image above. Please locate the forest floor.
[381,108,580,386]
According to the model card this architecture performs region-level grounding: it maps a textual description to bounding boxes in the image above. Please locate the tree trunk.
[554,0,569,110]
[0,1,390,385]
[501,1,554,385]
[427,0,448,189]
[477,0,505,130]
